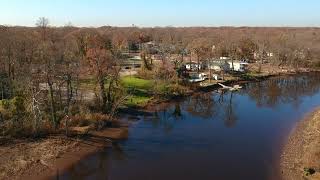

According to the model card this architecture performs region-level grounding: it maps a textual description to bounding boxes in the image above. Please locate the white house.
[220,57,229,60]
[208,57,248,72]
[227,61,248,72]
[254,52,274,59]
[185,62,201,71]
[212,74,222,80]
[267,52,274,57]
[207,60,230,72]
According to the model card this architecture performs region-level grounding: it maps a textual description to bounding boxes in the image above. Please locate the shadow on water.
[60,73,320,180]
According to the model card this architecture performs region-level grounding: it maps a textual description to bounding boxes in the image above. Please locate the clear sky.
[0,0,319,27]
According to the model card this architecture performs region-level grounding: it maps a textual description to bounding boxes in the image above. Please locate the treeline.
[1,18,320,137]
[0,18,128,137]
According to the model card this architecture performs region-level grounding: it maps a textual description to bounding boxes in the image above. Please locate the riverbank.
[281,108,320,180]
[0,127,128,180]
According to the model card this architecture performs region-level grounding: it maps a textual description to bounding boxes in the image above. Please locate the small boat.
[218,83,232,89]
[218,83,242,91]
[232,85,242,89]
[230,86,242,91]
[188,77,205,83]
[188,73,207,83]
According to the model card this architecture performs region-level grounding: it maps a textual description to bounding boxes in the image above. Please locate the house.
[121,56,143,70]
[254,52,274,59]
[220,56,229,60]
[207,59,230,72]
[227,60,248,72]
[206,57,248,72]
[185,62,201,71]
[212,74,222,80]
[267,52,274,57]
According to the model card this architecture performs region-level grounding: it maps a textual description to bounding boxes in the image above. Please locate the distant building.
[254,52,274,60]
[226,60,248,72]
[207,59,230,72]
[121,56,143,70]
[185,62,201,71]
[267,52,274,57]
[207,58,248,72]
[220,56,229,60]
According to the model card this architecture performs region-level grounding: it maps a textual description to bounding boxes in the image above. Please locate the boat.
[188,73,207,83]
[188,77,206,83]
[218,83,242,91]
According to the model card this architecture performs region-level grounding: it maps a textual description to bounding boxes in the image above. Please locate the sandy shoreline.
[280,108,320,180]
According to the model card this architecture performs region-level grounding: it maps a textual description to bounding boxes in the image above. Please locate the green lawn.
[125,96,152,107]
[78,76,166,107]
[121,76,153,90]
[121,76,154,107]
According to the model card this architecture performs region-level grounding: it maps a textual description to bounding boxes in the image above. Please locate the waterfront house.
[207,59,230,72]
[121,56,143,70]
[185,62,201,71]
[228,60,248,72]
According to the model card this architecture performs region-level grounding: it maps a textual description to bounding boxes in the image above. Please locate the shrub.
[136,69,155,80]
[67,113,120,130]
[0,100,11,110]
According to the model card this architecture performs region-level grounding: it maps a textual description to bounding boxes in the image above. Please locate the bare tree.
[86,35,123,114]
[36,17,50,41]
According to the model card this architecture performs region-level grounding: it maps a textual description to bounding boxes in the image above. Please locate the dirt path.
[0,127,128,180]
[281,108,320,180]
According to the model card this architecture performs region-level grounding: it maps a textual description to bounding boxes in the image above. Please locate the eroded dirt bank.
[0,127,128,180]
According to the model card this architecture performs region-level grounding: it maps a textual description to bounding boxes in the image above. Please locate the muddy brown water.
[59,73,320,180]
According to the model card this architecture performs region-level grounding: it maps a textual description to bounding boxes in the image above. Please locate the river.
[60,73,320,180]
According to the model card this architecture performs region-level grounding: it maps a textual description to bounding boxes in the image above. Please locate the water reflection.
[184,93,217,119]
[223,92,237,128]
[246,73,320,108]
[173,103,182,118]
[148,91,239,130]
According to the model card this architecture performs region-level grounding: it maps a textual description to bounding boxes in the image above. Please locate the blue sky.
[0,0,319,27]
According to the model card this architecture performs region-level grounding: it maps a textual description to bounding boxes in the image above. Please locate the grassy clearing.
[125,96,152,107]
[78,76,187,107]
[121,76,153,90]
[77,76,154,107]
[121,76,154,107]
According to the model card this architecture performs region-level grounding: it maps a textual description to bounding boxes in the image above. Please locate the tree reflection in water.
[246,73,320,109]
[173,103,182,118]
[144,73,320,131]
[223,92,237,128]
[149,103,185,133]
[184,93,217,119]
